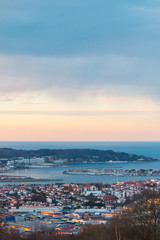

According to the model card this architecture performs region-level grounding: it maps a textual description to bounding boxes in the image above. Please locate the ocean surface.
[0,141,160,185]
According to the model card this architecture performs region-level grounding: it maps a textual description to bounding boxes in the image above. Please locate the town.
[0,157,55,172]
[0,179,159,235]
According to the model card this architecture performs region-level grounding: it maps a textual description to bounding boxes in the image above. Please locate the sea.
[0,141,160,185]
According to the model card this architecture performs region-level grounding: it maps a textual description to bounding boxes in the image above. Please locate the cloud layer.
[0,54,160,101]
[0,0,160,58]
[0,0,160,140]
[0,0,160,101]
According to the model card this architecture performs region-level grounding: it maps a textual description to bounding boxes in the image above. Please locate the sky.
[0,0,160,141]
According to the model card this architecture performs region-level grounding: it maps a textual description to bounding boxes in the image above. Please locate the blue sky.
[0,0,160,140]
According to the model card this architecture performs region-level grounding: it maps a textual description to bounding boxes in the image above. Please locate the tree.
[128,198,160,240]
[109,192,160,240]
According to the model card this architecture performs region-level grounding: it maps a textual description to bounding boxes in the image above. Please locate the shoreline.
[63,168,160,177]
[0,178,63,182]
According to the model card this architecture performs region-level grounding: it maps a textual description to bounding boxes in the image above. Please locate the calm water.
[0,141,160,185]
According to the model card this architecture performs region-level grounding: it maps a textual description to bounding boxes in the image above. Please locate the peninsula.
[0,149,158,171]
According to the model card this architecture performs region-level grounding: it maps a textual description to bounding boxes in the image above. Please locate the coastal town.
[0,179,159,235]
[0,157,55,172]
[0,149,160,237]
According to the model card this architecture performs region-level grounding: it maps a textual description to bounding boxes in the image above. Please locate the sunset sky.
[0,0,160,141]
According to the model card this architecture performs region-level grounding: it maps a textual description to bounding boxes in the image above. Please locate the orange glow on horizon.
[0,111,160,141]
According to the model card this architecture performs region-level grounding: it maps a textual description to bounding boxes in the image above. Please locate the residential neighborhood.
[0,179,159,235]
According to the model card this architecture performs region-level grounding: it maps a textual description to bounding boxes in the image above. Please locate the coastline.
[0,178,63,183]
[63,168,160,177]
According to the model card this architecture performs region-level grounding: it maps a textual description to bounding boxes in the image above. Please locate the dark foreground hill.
[0,148,158,163]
